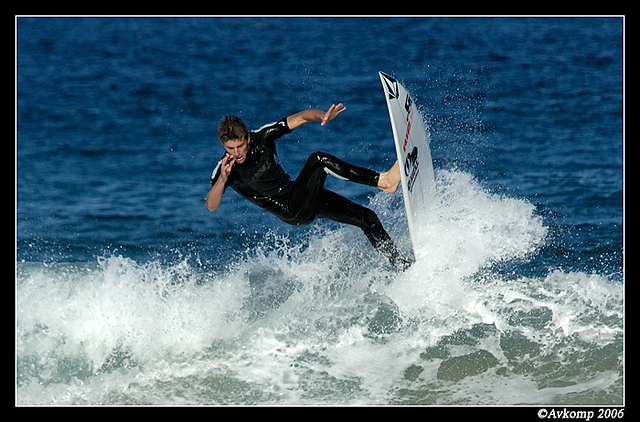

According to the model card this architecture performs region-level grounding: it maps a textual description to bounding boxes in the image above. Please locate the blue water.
[16,17,623,405]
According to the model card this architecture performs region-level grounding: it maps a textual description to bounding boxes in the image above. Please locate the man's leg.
[301,151,401,193]
[299,151,380,188]
[317,189,412,270]
[287,152,411,269]
[294,150,403,193]
[288,151,379,225]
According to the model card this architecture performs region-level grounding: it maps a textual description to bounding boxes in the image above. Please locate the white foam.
[17,256,250,371]
[383,169,547,320]
[16,169,623,405]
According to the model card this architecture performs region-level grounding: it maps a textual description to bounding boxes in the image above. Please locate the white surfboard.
[379,72,435,258]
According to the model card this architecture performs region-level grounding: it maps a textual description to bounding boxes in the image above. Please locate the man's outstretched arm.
[286,103,346,130]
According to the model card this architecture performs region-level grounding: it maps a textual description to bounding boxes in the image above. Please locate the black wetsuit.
[211,117,410,270]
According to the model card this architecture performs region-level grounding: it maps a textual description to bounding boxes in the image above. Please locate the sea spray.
[17,170,622,405]
[384,169,547,320]
[17,257,250,389]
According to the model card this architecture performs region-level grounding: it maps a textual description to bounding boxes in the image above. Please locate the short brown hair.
[218,115,248,143]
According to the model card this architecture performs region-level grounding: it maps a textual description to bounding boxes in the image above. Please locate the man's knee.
[307,151,331,166]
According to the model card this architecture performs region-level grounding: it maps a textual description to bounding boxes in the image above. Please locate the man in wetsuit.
[206,104,411,270]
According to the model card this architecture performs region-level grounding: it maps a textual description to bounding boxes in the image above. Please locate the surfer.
[206,104,411,270]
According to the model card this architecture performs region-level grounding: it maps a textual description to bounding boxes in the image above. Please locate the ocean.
[16,17,623,406]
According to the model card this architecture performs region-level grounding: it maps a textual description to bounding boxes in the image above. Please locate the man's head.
[218,115,250,164]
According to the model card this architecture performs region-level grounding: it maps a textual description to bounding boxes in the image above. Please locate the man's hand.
[219,154,235,183]
[287,104,347,130]
[206,154,234,212]
[320,103,346,126]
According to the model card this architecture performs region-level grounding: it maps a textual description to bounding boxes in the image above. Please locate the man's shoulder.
[250,117,291,145]
[252,117,289,134]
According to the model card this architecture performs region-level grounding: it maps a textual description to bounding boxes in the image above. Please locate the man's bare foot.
[378,161,401,193]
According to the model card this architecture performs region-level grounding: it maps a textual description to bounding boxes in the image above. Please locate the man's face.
[222,136,250,164]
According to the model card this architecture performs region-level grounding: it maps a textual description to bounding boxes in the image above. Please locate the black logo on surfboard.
[380,72,399,100]
[405,146,419,193]
[404,94,412,116]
